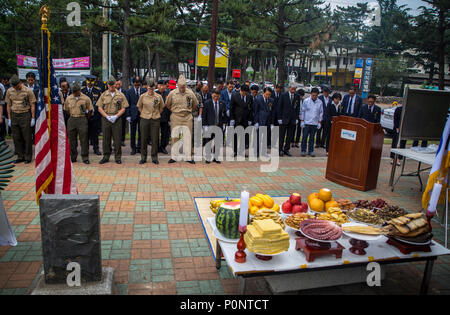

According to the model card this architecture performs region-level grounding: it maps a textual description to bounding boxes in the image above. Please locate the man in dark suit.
[277,83,301,156]
[200,84,211,104]
[325,93,344,153]
[219,81,234,122]
[126,77,146,155]
[157,80,170,155]
[229,84,253,154]
[316,87,331,148]
[254,87,275,156]
[342,87,362,118]
[358,94,381,123]
[202,89,226,163]
[272,84,283,126]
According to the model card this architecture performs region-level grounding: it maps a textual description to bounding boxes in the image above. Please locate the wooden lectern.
[326,116,384,191]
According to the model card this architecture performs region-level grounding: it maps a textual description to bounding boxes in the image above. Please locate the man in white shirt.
[300,87,323,157]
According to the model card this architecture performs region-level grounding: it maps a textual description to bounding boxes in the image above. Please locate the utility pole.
[207,0,219,91]
[102,1,108,82]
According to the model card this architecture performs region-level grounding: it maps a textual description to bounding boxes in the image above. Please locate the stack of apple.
[282,193,308,215]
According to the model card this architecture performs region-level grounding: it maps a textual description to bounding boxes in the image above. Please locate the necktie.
[349,97,354,114]
[290,94,293,104]
[214,102,218,125]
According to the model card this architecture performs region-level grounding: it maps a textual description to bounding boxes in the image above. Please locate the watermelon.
[215,201,241,239]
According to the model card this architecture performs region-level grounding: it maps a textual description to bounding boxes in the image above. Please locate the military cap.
[85,75,96,80]
[10,74,20,86]
[157,80,164,85]
[107,76,116,86]
[72,83,81,92]
[177,75,187,87]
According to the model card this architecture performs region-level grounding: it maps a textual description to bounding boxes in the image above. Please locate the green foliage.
[371,53,407,96]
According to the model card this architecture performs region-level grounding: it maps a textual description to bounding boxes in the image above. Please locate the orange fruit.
[307,193,319,205]
[310,198,325,212]
[318,188,333,202]
[250,196,264,207]
[325,200,339,211]
[250,206,260,215]
[262,195,275,208]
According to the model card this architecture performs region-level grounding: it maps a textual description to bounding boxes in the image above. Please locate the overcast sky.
[323,0,431,15]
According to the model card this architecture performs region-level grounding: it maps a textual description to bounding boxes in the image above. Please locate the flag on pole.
[422,116,450,210]
[35,20,77,203]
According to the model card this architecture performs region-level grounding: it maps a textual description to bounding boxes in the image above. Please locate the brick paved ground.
[0,140,449,295]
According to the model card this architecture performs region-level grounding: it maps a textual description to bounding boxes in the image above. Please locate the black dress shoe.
[187,160,195,165]
[161,148,168,155]
[121,142,126,147]
[24,160,32,164]
[83,160,90,165]
[168,159,176,164]
[99,158,109,164]
[130,150,136,156]
[284,151,292,157]
[295,144,300,148]
[136,149,141,154]
[116,160,122,164]
[14,159,25,164]
[94,149,102,156]
[205,160,211,164]
[139,160,146,165]
[213,159,221,164]
[279,151,284,157]
[152,160,159,165]
[71,158,77,163]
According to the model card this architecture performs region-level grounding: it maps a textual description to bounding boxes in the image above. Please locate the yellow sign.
[197,41,228,68]
[354,68,363,79]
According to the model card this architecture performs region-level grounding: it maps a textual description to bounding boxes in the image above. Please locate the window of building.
[327,60,331,67]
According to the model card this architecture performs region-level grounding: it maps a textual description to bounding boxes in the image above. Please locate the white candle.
[427,182,442,215]
[239,189,250,229]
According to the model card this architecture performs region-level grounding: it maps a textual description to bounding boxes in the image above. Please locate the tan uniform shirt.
[137,92,165,120]
[64,93,93,117]
[165,88,199,115]
[96,90,129,115]
[5,85,36,114]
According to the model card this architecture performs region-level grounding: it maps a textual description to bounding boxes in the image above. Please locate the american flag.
[35,25,77,203]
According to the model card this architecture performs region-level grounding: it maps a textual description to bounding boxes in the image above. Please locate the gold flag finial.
[39,5,50,25]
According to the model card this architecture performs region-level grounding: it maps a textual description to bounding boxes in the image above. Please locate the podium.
[325,116,384,191]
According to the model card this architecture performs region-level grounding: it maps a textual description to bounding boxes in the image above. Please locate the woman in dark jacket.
[325,93,344,153]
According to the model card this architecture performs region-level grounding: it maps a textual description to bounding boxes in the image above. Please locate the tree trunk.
[276,5,287,85]
[121,0,132,89]
[146,44,151,80]
[155,50,161,80]
[428,62,435,85]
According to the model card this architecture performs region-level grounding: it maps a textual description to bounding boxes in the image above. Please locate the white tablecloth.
[208,217,450,275]
[390,148,436,165]
[0,193,16,246]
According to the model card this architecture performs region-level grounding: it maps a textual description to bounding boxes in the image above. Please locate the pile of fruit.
[370,198,387,209]
[307,188,338,213]
[210,199,239,214]
[284,212,315,230]
[282,193,308,214]
[316,207,350,225]
[251,208,285,229]
[353,200,371,209]
[249,194,280,215]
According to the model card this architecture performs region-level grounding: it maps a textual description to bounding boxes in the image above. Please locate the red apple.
[289,193,302,205]
[292,205,303,215]
[299,202,309,213]
[282,201,292,214]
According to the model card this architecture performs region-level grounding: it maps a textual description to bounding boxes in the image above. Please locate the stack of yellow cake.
[244,219,290,255]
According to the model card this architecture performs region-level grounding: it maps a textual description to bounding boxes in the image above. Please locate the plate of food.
[342,223,384,241]
[284,213,316,231]
[347,208,384,226]
[299,219,343,243]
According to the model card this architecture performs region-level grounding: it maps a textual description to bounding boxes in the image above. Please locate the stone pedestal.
[39,194,101,284]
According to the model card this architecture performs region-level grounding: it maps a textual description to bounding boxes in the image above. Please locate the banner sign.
[361,58,373,99]
[18,68,91,80]
[232,69,241,78]
[17,55,90,69]
[196,41,228,68]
